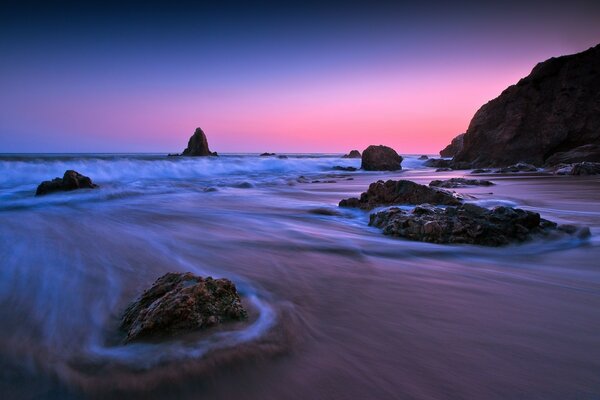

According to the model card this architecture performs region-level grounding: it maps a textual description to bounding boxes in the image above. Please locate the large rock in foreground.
[339,180,461,209]
[35,170,98,196]
[181,127,217,156]
[121,272,247,343]
[439,133,465,157]
[452,44,600,167]
[370,204,590,246]
[361,145,403,171]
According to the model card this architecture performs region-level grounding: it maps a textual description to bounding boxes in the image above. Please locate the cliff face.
[439,133,464,157]
[452,44,600,167]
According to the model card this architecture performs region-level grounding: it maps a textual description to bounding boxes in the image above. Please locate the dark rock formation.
[544,144,600,166]
[260,152,276,157]
[429,178,494,188]
[361,145,403,171]
[35,170,98,196]
[436,168,453,172]
[333,166,358,172]
[342,150,361,159]
[181,127,217,156]
[418,155,429,160]
[277,155,288,159]
[471,169,492,174]
[424,159,471,170]
[554,162,600,175]
[496,163,538,173]
[339,180,462,209]
[370,204,590,246]
[121,272,247,343]
[439,133,465,157]
[451,44,600,167]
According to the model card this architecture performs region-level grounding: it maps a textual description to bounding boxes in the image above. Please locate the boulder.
[35,170,98,196]
[370,204,590,246]
[554,162,600,175]
[429,178,494,188]
[181,127,217,156]
[339,180,462,209]
[342,150,361,159]
[439,133,465,157]
[361,145,403,171]
[451,44,600,167]
[544,144,600,166]
[121,272,247,343]
[496,163,538,173]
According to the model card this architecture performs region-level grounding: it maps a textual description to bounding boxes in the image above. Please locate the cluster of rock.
[429,178,494,188]
[553,162,600,176]
[339,180,462,209]
[339,179,589,246]
[496,163,538,173]
[120,272,248,343]
[35,170,98,196]
[370,204,590,246]
[438,44,600,168]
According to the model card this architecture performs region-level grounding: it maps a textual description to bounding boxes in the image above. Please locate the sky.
[1,0,600,153]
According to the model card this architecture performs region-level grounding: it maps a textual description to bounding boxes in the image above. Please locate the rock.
[369,204,589,246]
[333,166,358,172]
[277,155,288,159]
[471,169,492,174]
[418,155,429,160]
[451,44,600,167]
[429,178,494,188]
[121,272,247,343]
[260,152,276,157]
[424,159,471,170]
[436,168,453,172]
[339,180,462,209]
[35,170,98,196]
[361,145,403,171]
[181,127,217,156]
[496,163,538,173]
[439,133,465,157]
[544,144,600,166]
[554,162,600,175]
[342,150,361,159]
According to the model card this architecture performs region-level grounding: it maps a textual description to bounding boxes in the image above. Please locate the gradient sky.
[1,0,600,153]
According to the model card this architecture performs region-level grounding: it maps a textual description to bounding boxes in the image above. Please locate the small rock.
[333,166,358,172]
[342,150,361,159]
[418,155,429,160]
[429,178,494,188]
[260,152,276,157]
[36,170,98,196]
[496,163,538,173]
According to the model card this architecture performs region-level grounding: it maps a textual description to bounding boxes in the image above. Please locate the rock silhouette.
[361,145,402,171]
[181,127,217,156]
[36,170,98,196]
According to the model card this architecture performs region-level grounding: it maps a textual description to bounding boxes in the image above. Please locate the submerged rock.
[342,150,361,159]
[361,145,403,171]
[418,155,429,160]
[121,272,247,343]
[439,133,465,157]
[554,162,600,175]
[370,204,590,246]
[451,44,600,167]
[35,170,98,196]
[429,178,494,188]
[496,163,538,173]
[339,180,462,210]
[181,127,217,156]
[333,166,358,172]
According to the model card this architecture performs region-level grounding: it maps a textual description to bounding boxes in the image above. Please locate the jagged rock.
[121,272,247,343]
[342,150,361,159]
[361,145,403,171]
[339,180,462,209]
[451,44,600,167]
[439,133,465,157]
[554,162,600,175]
[333,166,358,172]
[35,170,98,196]
[429,178,494,188]
[496,163,538,173]
[181,127,217,156]
[544,144,600,166]
[418,155,429,160]
[370,204,590,246]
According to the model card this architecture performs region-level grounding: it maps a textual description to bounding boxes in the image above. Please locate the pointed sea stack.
[181,127,217,156]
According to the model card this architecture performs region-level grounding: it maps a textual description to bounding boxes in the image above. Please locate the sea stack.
[361,145,403,171]
[447,44,600,167]
[181,127,217,156]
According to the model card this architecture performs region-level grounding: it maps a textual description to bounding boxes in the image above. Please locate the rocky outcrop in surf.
[361,145,402,171]
[449,44,600,167]
[339,180,461,209]
[121,272,247,343]
[342,150,361,159]
[370,204,590,246]
[181,127,217,156]
[35,170,98,196]
[429,178,494,188]
[439,133,464,157]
